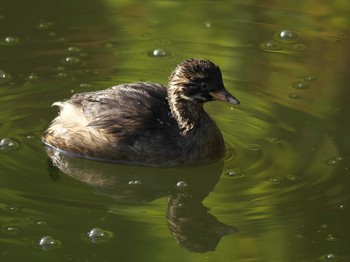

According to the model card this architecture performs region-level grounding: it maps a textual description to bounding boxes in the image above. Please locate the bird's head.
[168,58,240,105]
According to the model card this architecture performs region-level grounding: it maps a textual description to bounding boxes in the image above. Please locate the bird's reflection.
[45,146,237,252]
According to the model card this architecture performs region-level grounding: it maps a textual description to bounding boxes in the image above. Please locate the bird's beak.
[210,88,240,105]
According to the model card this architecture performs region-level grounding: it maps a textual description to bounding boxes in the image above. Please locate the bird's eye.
[200,82,210,90]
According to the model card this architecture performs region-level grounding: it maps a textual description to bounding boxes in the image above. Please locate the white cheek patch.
[192,94,207,102]
[179,93,192,101]
[179,93,207,103]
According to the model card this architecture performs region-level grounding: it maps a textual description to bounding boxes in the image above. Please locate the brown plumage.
[42,58,240,166]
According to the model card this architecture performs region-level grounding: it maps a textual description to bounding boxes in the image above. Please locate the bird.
[42,58,240,166]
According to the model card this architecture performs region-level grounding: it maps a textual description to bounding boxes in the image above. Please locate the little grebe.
[43,59,240,166]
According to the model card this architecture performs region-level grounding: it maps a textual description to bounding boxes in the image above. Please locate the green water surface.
[1,1,350,261]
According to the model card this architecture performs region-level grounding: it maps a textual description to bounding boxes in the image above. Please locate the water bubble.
[286,175,301,182]
[335,156,344,161]
[24,73,39,82]
[3,226,20,235]
[265,137,280,143]
[86,228,113,243]
[320,253,341,261]
[247,144,260,152]
[320,224,328,229]
[24,135,36,141]
[36,21,53,30]
[267,177,283,184]
[87,228,106,238]
[55,72,69,79]
[288,93,300,99]
[0,138,19,151]
[339,204,345,210]
[289,43,306,51]
[0,70,12,85]
[33,220,48,227]
[66,46,81,53]
[326,234,339,241]
[80,83,91,88]
[274,29,298,42]
[259,40,280,50]
[327,159,339,166]
[204,21,212,28]
[293,81,309,90]
[128,180,142,186]
[149,48,167,57]
[61,56,80,65]
[176,181,189,189]
[325,254,336,260]
[38,236,61,251]
[0,70,10,78]
[0,36,20,46]
[225,170,245,178]
[304,75,317,82]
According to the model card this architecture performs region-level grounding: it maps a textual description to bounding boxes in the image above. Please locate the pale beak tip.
[228,96,240,105]
[209,89,240,105]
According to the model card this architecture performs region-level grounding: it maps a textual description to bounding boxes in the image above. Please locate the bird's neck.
[172,100,206,134]
[167,89,208,135]
[167,85,226,163]
[168,91,225,163]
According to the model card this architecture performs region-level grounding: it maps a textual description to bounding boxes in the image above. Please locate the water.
[1,0,350,261]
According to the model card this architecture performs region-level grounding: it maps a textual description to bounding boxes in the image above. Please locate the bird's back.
[43,83,182,164]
